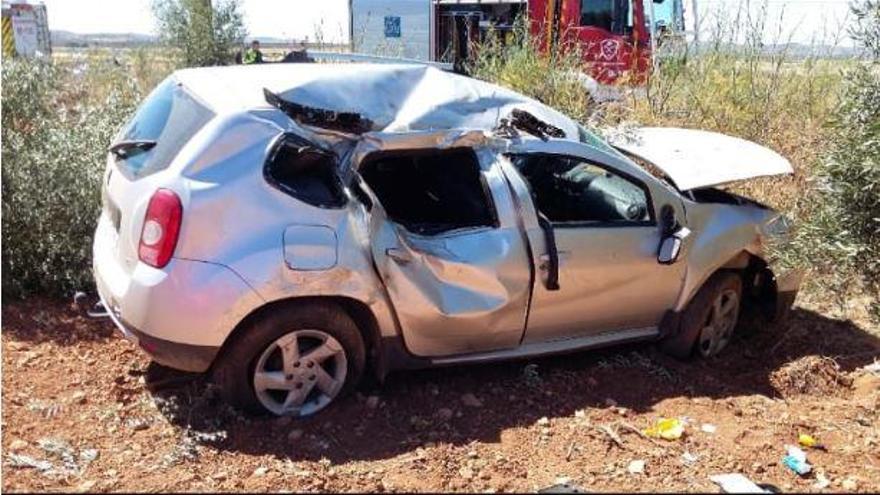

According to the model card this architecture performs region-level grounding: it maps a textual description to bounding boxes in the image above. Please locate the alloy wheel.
[253,329,348,416]
[697,288,740,357]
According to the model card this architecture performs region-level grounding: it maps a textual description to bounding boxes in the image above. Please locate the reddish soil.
[2,294,879,493]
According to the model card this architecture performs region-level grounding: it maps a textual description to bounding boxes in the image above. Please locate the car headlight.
[763,213,793,239]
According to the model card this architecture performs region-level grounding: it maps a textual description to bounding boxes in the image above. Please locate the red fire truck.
[350,0,686,84]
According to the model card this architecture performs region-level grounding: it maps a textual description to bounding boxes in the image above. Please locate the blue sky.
[42,0,855,46]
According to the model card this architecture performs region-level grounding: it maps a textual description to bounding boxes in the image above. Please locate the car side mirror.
[658,236,682,264]
[658,226,691,265]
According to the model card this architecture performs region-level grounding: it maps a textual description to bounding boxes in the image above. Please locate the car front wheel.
[661,272,743,359]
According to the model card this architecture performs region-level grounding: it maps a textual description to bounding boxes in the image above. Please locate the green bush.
[466,21,594,124]
[1,58,141,299]
[812,0,880,303]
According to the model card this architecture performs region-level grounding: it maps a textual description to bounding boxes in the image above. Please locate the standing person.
[282,40,313,63]
[243,40,264,64]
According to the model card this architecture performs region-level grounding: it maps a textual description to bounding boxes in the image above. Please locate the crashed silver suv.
[93,63,803,416]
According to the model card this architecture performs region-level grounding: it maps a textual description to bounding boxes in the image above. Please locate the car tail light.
[138,188,182,268]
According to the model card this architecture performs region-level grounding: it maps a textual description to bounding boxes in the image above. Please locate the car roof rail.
[306,50,458,73]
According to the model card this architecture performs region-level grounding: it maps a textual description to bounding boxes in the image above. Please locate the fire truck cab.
[350,0,685,84]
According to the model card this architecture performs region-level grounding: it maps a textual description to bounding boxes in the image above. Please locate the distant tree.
[152,0,247,67]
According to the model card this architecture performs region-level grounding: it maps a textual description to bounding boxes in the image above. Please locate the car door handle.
[386,247,412,265]
[539,251,570,268]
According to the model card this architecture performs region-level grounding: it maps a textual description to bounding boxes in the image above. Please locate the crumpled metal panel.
[672,199,788,312]
[358,142,532,357]
[173,64,580,140]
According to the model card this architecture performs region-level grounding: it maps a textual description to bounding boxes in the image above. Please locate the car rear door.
[500,138,687,344]
[355,144,533,358]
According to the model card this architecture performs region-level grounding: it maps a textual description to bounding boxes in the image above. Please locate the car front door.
[499,138,687,344]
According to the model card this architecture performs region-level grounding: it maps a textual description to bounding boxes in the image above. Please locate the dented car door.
[356,145,533,358]
[501,139,688,344]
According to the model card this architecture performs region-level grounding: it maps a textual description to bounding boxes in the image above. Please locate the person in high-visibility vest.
[242,40,263,64]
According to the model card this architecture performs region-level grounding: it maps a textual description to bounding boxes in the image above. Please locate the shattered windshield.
[577,124,618,154]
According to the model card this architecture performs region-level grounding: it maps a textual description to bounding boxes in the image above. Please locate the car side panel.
[498,140,688,342]
[363,150,533,357]
[173,114,402,348]
[672,199,773,312]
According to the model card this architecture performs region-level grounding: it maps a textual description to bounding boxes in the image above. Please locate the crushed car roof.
[173,63,580,138]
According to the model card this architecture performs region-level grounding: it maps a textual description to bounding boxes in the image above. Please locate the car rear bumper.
[93,214,263,372]
[95,286,220,372]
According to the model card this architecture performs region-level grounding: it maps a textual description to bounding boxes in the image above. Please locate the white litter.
[627,460,646,474]
[709,473,770,494]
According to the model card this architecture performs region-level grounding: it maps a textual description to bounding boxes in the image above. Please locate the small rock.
[537,417,550,426]
[681,452,698,464]
[365,395,380,409]
[459,466,475,479]
[126,418,149,431]
[436,408,454,421]
[9,439,28,451]
[701,423,717,434]
[554,476,572,485]
[253,466,269,477]
[468,450,479,459]
[76,480,97,493]
[287,429,304,441]
[574,409,586,419]
[71,391,87,405]
[627,460,645,474]
[105,469,118,478]
[461,393,483,408]
[841,478,858,491]
[813,472,830,490]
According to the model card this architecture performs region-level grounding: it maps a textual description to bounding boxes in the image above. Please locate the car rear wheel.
[214,302,365,416]
[660,272,743,359]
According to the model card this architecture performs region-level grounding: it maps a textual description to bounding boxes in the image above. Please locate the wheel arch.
[210,295,384,378]
[673,249,782,326]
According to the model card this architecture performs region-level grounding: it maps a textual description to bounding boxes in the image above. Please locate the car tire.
[213,302,366,416]
[660,271,743,359]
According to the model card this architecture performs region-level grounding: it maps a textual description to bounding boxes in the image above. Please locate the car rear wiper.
[108,139,157,158]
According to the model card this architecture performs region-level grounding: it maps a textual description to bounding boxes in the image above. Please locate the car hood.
[606,127,793,191]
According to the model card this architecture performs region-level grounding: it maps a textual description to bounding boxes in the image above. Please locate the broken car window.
[265,138,346,208]
[511,154,651,225]
[360,148,496,235]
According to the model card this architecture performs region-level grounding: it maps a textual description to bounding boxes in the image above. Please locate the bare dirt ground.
[2,292,879,493]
